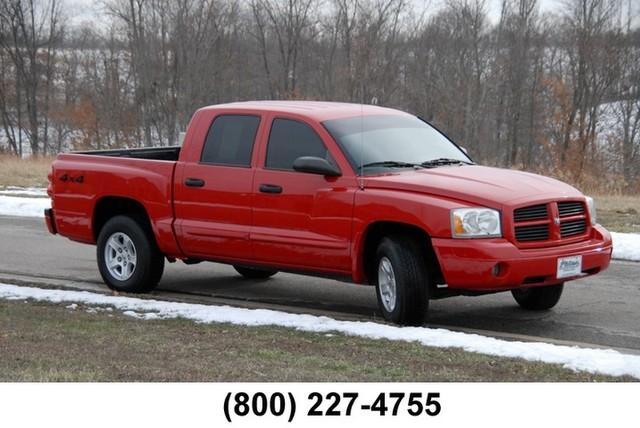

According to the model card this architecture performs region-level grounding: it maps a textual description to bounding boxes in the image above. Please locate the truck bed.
[76,146,181,161]
[50,150,180,253]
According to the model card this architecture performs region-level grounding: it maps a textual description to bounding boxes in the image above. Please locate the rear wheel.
[97,215,164,293]
[233,265,278,279]
[374,235,429,326]
[511,283,564,310]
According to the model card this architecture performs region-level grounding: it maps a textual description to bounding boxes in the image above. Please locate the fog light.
[492,263,503,277]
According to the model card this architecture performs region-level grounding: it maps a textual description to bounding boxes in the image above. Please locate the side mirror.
[293,156,341,177]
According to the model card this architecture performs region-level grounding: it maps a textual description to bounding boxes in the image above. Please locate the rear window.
[265,118,333,170]
[200,115,260,166]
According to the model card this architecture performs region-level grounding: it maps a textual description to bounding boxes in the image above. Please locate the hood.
[363,165,583,208]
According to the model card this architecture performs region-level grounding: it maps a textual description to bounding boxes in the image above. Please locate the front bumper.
[432,225,612,291]
[44,208,57,235]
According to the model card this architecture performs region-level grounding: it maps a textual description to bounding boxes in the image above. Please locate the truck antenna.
[359,101,364,190]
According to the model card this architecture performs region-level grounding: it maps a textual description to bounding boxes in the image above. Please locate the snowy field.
[1,188,638,261]
[0,186,48,197]
[610,232,640,262]
[0,194,50,217]
[1,282,639,379]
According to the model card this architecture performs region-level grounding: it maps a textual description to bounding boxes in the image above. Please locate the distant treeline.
[1,0,639,193]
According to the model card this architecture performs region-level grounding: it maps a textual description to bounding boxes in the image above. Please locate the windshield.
[322,115,471,175]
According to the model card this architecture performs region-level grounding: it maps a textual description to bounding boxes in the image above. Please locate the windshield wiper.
[420,158,474,168]
[361,161,421,169]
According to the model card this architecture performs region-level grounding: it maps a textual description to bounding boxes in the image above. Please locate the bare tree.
[558,0,621,180]
[250,0,317,98]
[0,0,638,191]
[0,0,63,156]
[494,0,541,166]
[610,5,640,190]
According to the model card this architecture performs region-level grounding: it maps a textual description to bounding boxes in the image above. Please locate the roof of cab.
[198,100,411,122]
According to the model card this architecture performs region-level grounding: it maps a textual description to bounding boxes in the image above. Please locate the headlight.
[451,208,502,238]
[585,196,596,225]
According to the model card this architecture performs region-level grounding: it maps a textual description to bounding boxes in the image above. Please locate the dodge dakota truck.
[45,101,613,325]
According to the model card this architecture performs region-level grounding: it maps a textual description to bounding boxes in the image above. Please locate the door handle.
[259,184,283,194]
[185,178,205,187]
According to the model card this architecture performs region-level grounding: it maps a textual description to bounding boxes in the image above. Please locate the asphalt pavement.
[1,215,639,352]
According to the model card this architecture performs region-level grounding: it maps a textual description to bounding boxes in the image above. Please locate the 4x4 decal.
[59,174,84,184]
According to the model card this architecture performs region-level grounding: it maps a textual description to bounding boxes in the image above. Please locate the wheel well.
[361,221,444,286]
[93,197,153,241]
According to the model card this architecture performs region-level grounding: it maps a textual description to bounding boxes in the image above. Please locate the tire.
[374,235,429,326]
[97,215,165,293]
[233,265,278,279]
[511,283,564,310]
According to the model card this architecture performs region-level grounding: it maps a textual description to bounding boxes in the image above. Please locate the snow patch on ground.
[0,195,50,217]
[0,186,48,197]
[611,232,640,262]
[1,282,639,379]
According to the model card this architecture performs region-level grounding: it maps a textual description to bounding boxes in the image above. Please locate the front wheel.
[511,283,564,310]
[97,215,165,293]
[374,235,429,326]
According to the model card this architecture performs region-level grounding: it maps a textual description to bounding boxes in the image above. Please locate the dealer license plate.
[557,255,582,279]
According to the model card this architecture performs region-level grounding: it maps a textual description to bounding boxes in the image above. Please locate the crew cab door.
[251,116,355,274]
[173,112,262,261]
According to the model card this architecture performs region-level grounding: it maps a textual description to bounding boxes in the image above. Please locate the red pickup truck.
[46,101,612,325]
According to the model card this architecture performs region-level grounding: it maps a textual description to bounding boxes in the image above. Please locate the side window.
[266,118,334,170]
[200,115,260,166]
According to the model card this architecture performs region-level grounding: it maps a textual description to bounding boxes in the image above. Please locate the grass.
[593,195,640,233]
[0,155,53,188]
[0,299,631,382]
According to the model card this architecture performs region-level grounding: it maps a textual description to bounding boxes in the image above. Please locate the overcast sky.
[63,0,637,29]
[62,0,562,23]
